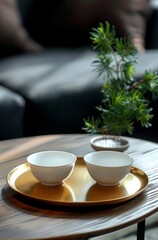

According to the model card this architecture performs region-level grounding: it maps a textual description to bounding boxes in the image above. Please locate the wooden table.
[0,134,158,240]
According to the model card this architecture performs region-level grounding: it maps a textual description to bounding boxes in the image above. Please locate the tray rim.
[7,158,149,207]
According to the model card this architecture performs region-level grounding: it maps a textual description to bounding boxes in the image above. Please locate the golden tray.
[7,157,148,207]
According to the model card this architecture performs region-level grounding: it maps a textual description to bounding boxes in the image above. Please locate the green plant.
[83,21,158,136]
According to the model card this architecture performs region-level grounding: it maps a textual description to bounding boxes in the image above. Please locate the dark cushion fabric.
[25,0,150,51]
[0,48,103,136]
[0,85,25,140]
[0,0,42,57]
[145,6,158,49]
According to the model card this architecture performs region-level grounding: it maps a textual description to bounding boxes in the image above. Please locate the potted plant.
[83,21,158,151]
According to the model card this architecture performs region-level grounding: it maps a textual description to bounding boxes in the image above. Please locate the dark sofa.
[0,0,158,142]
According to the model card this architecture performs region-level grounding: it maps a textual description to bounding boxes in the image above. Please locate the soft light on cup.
[84,151,133,186]
[27,151,77,186]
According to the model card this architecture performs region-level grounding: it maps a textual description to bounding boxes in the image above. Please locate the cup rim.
[84,151,133,168]
[27,150,77,168]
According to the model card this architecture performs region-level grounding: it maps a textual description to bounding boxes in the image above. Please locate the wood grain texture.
[0,134,158,240]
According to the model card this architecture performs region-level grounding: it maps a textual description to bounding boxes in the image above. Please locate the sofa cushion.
[0,0,42,57]
[0,85,25,140]
[0,48,103,136]
[25,0,150,51]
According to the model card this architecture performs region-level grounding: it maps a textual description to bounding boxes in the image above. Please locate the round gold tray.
[7,157,148,207]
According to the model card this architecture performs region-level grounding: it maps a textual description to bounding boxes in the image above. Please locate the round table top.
[0,134,158,240]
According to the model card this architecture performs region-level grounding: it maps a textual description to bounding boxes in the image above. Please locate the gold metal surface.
[7,158,148,207]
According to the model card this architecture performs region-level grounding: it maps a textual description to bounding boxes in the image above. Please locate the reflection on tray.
[86,173,141,202]
[27,182,75,202]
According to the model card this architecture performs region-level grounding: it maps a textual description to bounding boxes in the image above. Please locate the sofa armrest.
[0,85,25,140]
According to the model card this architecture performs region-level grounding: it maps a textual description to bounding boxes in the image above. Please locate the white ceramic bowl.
[27,151,77,186]
[84,151,133,186]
